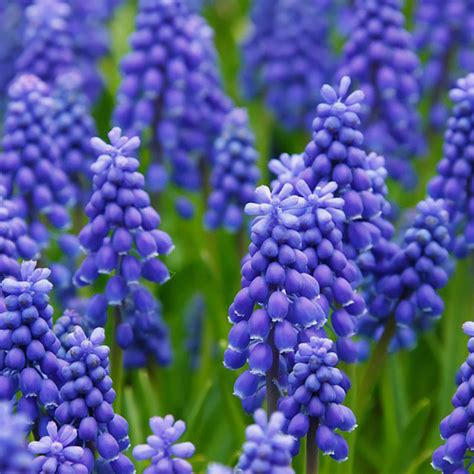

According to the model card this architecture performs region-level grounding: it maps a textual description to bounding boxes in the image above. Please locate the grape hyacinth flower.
[241,0,334,130]
[414,0,474,129]
[0,187,39,281]
[236,409,295,473]
[205,108,260,232]
[133,415,195,473]
[16,0,75,84]
[0,74,74,243]
[428,74,474,258]
[0,402,32,473]
[359,198,451,351]
[114,0,231,213]
[55,326,133,473]
[339,0,424,187]
[29,422,88,473]
[74,128,173,368]
[51,72,96,204]
[432,321,474,472]
[53,308,84,359]
[280,337,356,463]
[0,261,62,426]
[226,183,327,412]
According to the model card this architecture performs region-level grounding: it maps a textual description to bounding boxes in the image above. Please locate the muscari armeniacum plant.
[432,321,474,473]
[205,108,260,233]
[226,182,328,414]
[54,326,134,473]
[428,73,474,259]
[74,127,174,369]
[269,77,394,362]
[359,198,451,351]
[339,0,424,188]
[0,261,62,430]
[414,0,474,129]
[0,74,75,247]
[114,0,231,217]
[133,414,195,473]
[241,0,335,130]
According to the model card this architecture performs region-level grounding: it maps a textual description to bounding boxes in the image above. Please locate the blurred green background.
[89,1,474,472]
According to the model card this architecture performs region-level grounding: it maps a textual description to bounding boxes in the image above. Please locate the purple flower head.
[16,0,74,82]
[359,198,451,351]
[51,72,96,204]
[241,0,335,130]
[133,414,195,474]
[227,182,328,410]
[75,127,173,368]
[415,0,474,128]
[269,153,306,188]
[0,188,40,280]
[0,74,74,237]
[428,73,474,258]
[205,108,260,232]
[432,321,474,472]
[0,402,32,473]
[339,0,424,187]
[114,0,231,209]
[0,261,62,425]
[280,337,356,462]
[237,409,295,473]
[53,309,85,358]
[55,326,133,472]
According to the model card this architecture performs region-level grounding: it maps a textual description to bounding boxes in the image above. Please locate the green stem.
[266,328,280,415]
[306,419,319,474]
[357,315,397,419]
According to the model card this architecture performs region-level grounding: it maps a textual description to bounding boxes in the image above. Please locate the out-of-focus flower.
[339,0,424,187]
[0,402,32,473]
[359,199,451,351]
[432,321,474,472]
[428,73,474,258]
[133,415,195,474]
[114,0,231,215]
[279,337,356,462]
[74,127,173,368]
[237,409,294,473]
[241,0,334,130]
[414,0,474,129]
[205,108,260,232]
[0,74,74,243]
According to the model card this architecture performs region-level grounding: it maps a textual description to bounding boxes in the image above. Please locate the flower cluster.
[236,409,295,473]
[51,72,96,204]
[114,0,231,210]
[205,108,260,232]
[359,199,451,351]
[0,188,39,280]
[55,326,133,472]
[133,415,195,473]
[0,261,61,426]
[29,421,89,473]
[0,74,74,241]
[53,308,84,358]
[428,74,474,258]
[227,184,327,411]
[0,402,32,473]
[432,321,474,472]
[16,0,75,84]
[279,337,356,461]
[241,0,334,130]
[339,0,424,187]
[75,128,173,368]
[295,77,395,275]
[414,0,474,128]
